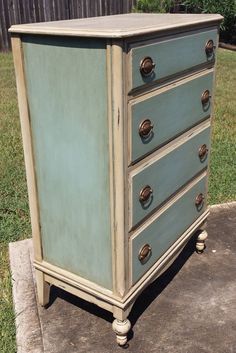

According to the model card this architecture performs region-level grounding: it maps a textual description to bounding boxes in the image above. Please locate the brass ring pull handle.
[205,39,216,56]
[201,90,211,105]
[139,185,153,203]
[139,119,154,139]
[195,193,205,207]
[139,244,152,263]
[198,144,208,160]
[140,56,156,76]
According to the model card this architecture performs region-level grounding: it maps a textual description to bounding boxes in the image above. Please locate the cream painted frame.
[11,24,217,345]
[11,30,208,308]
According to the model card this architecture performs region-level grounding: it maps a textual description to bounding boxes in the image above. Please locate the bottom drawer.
[131,174,207,284]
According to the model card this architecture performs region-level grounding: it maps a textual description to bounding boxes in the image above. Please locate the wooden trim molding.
[110,40,129,297]
[11,35,43,261]
[9,13,223,38]
[34,204,208,313]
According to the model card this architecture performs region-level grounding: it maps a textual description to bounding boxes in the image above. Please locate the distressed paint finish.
[22,36,112,289]
[9,13,223,38]
[130,126,210,228]
[130,71,214,162]
[11,36,43,261]
[130,28,217,90]
[10,13,223,345]
[131,175,207,284]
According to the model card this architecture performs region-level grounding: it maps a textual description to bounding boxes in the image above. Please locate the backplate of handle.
[139,185,153,203]
[201,90,211,105]
[139,244,152,263]
[140,56,156,76]
[139,119,154,139]
[198,144,208,160]
[205,39,215,56]
[195,193,205,207]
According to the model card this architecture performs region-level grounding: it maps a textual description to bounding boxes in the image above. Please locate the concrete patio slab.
[9,203,236,353]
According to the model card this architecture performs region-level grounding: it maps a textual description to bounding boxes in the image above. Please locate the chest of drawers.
[10,13,223,346]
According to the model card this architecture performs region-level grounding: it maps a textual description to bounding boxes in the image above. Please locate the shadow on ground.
[10,204,236,353]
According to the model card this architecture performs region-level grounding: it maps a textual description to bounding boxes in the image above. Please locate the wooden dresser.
[10,13,223,346]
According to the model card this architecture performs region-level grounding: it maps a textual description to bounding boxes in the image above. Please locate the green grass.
[208,49,236,204]
[0,54,31,244]
[0,52,31,353]
[0,49,235,352]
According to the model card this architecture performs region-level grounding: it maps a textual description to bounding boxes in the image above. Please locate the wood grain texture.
[11,35,43,261]
[129,28,217,90]
[130,124,210,228]
[9,13,223,38]
[34,259,116,301]
[35,269,50,306]
[9,15,223,344]
[44,273,114,312]
[129,70,214,163]
[2,1,137,50]
[22,35,113,289]
[131,174,207,284]
[110,40,129,297]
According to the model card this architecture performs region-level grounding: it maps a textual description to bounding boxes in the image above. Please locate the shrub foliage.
[134,0,236,42]
[183,0,236,40]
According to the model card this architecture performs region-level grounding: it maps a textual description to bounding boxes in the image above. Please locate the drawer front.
[130,125,210,228]
[130,28,217,91]
[131,175,207,284]
[130,71,213,163]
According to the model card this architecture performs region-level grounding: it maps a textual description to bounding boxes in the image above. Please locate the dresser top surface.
[9,13,222,38]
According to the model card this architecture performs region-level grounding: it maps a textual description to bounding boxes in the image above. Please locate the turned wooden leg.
[35,269,50,306]
[112,319,131,346]
[196,229,208,254]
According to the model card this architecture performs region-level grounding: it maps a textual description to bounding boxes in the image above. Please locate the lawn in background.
[208,49,236,204]
[0,49,235,352]
[0,52,30,353]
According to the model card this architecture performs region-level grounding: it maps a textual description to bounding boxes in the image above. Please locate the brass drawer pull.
[198,144,208,160]
[139,119,154,139]
[139,244,152,263]
[140,56,155,76]
[195,193,205,207]
[201,90,211,105]
[139,185,153,203]
[205,39,216,56]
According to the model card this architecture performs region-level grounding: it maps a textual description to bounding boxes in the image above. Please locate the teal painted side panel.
[23,36,112,289]
[131,29,217,90]
[132,176,207,284]
[131,126,210,227]
[131,72,213,162]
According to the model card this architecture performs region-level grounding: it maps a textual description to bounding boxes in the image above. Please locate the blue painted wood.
[132,176,207,284]
[131,28,217,90]
[23,36,113,289]
[131,72,213,162]
[131,126,210,228]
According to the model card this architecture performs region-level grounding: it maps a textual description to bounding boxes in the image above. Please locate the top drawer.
[128,28,217,91]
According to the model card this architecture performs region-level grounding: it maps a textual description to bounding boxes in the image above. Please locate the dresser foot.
[35,269,50,307]
[196,229,208,253]
[112,319,131,346]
